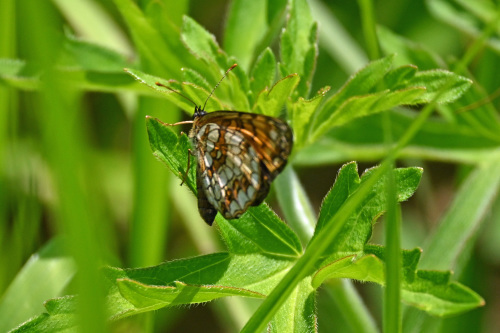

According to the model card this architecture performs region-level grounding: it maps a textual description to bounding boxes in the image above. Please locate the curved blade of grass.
[0,239,75,332]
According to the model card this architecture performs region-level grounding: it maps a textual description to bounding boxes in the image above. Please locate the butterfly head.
[193,105,207,119]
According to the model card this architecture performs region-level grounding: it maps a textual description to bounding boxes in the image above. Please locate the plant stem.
[358,0,380,60]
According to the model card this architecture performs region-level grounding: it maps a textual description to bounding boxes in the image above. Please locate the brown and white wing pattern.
[190,111,293,225]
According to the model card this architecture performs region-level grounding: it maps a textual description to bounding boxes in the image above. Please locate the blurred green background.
[1,0,500,332]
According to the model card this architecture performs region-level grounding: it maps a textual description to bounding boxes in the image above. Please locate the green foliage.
[9,160,483,331]
[1,0,500,332]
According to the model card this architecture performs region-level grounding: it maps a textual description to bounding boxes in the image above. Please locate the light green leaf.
[313,163,423,254]
[279,0,318,98]
[269,277,316,333]
[320,87,426,129]
[117,279,264,312]
[112,0,183,75]
[60,33,131,73]
[0,58,152,94]
[181,16,222,65]
[125,67,224,112]
[252,74,299,117]
[294,109,500,166]
[420,153,500,271]
[0,239,75,332]
[289,85,330,151]
[310,55,472,143]
[250,47,277,95]
[224,0,267,71]
[181,67,211,92]
[405,70,473,104]
[312,247,484,317]
[312,254,383,288]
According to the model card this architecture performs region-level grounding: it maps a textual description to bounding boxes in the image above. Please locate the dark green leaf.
[216,204,303,257]
[146,117,196,194]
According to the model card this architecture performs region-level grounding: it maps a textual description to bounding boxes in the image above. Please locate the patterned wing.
[192,111,293,224]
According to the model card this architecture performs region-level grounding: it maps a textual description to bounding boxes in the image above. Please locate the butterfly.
[155,65,293,225]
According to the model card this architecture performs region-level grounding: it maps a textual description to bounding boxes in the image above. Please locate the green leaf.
[252,74,299,117]
[181,16,224,67]
[250,47,277,95]
[216,204,303,257]
[312,247,484,317]
[117,279,264,311]
[145,117,196,194]
[181,67,212,92]
[60,33,131,73]
[313,163,423,254]
[0,58,152,94]
[305,162,483,317]
[420,154,500,271]
[294,109,500,166]
[319,55,395,115]
[289,86,330,149]
[402,270,485,317]
[180,16,253,109]
[112,0,183,75]
[312,254,383,287]
[269,277,316,332]
[12,253,295,329]
[323,87,426,129]
[224,0,267,71]
[405,69,473,104]
[279,0,318,98]
[309,55,472,144]
[125,67,224,112]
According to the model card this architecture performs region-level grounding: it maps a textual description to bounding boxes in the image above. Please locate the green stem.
[327,279,379,333]
[274,166,316,244]
[383,109,401,332]
[357,0,380,60]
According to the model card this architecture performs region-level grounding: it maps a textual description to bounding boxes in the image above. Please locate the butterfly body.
[189,108,293,225]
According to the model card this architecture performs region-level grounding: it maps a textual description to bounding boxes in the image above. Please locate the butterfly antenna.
[155,82,198,107]
[202,64,238,111]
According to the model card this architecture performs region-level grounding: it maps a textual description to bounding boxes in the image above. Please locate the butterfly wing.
[192,111,293,224]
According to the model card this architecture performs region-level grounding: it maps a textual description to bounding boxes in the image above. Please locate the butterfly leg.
[180,149,196,186]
